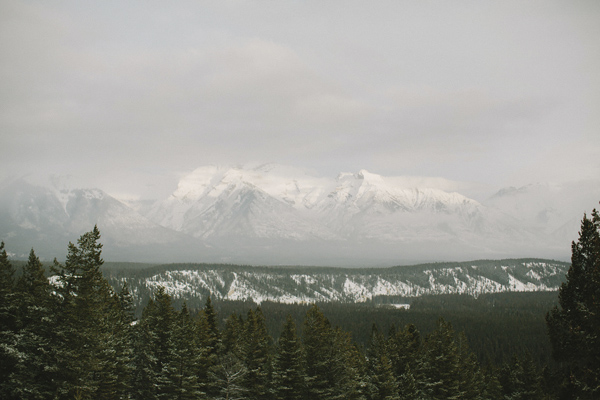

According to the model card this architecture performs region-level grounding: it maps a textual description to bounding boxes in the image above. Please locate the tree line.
[1,202,599,399]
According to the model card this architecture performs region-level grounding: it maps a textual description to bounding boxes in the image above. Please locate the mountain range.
[1,164,598,265]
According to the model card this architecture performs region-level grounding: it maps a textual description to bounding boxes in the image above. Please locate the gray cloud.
[1,0,599,200]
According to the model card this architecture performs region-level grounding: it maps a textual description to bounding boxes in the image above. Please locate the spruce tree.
[131,299,159,400]
[273,315,305,400]
[303,304,335,400]
[419,318,460,400]
[241,307,272,400]
[212,312,248,399]
[0,241,18,398]
[7,249,57,399]
[365,324,400,400]
[147,287,177,399]
[51,226,115,400]
[168,303,203,400]
[197,296,220,397]
[546,207,600,398]
[302,304,364,400]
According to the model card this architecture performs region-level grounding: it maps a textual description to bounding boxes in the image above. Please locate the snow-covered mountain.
[143,164,572,263]
[0,177,199,261]
[104,259,569,308]
[1,165,597,264]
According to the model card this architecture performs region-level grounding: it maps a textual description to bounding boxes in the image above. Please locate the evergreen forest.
[1,204,599,399]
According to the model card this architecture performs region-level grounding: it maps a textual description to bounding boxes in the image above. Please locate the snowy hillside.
[104,259,569,308]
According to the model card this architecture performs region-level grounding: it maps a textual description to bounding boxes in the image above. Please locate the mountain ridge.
[1,165,597,265]
[103,258,569,309]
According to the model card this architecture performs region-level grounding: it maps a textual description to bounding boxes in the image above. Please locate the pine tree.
[212,312,247,400]
[365,324,400,400]
[6,249,58,399]
[197,296,221,397]
[131,300,159,400]
[302,304,364,400]
[168,303,203,400]
[51,226,115,400]
[273,315,305,400]
[499,354,542,400]
[387,323,421,394]
[303,304,335,400]
[241,307,272,400]
[147,287,178,399]
[419,318,460,400]
[455,332,485,400]
[546,207,600,398]
[0,241,18,398]
[96,284,135,400]
[331,327,366,400]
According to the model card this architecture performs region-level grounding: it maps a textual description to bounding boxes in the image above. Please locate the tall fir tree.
[0,242,18,399]
[546,206,600,399]
[6,249,57,399]
[241,307,272,400]
[131,298,159,400]
[302,304,364,400]
[197,296,221,397]
[212,312,247,400]
[273,315,305,400]
[303,304,336,400]
[365,324,400,400]
[51,226,116,400]
[418,318,460,400]
[168,303,203,400]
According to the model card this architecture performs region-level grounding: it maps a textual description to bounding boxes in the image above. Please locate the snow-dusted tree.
[240,307,272,399]
[546,206,600,398]
[167,303,203,400]
[365,324,400,400]
[197,296,221,397]
[211,352,248,400]
[303,304,365,400]
[273,314,305,400]
[7,249,58,399]
[499,354,542,400]
[418,318,460,400]
[51,226,116,399]
[0,241,17,398]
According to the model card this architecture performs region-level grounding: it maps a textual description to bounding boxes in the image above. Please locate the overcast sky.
[1,0,599,201]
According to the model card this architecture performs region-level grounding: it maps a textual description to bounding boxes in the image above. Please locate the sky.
[1,0,599,202]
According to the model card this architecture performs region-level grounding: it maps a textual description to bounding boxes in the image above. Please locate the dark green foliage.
[365,324,400,400]
[273,315,305,400]
[3,224,593,399]
[546,207,600,398]
[8,249,57,399]
[303,304,337,400]
[51,226,118,399]
[0,242,18,399]
[499,353,542,400]
[241,307,272,399]
[197,296,221,396]
[418,318,461,399]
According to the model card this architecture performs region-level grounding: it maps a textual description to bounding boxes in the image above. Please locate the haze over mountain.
[1,164,597,266]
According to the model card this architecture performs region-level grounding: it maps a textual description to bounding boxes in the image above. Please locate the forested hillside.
[0,229,556,399]
[1,203,598,398]
[100,258,568,313]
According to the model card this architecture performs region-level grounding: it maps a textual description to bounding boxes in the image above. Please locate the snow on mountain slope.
[2,166,595,264]
[105,259,569,307]
[148,165,337,240]
[0,177,191,260]
[143,164,546,260]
